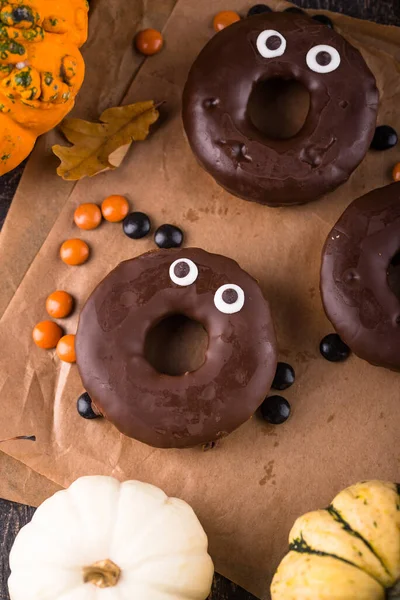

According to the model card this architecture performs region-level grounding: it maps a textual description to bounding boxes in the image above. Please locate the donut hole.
[387,251,400,301]
[144,314,208,376]
[247,78,311,140]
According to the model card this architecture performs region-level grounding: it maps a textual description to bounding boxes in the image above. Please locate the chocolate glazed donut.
[76,248,278,448]
[182,12,378,206]
[321,183,400,371]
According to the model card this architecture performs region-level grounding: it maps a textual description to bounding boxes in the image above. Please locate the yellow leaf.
[52,101,160,181]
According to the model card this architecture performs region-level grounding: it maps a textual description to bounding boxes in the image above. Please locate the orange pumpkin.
[0,0,88,175]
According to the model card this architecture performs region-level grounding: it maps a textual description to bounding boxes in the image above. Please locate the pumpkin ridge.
[289,533,384,585]
[108,492,180,560]
[0,0,88,175]
[328,505,392,579]
[147,576,212,600]
[113,549,211,571]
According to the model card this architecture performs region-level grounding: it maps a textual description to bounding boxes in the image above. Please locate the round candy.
[320,183,400,370]
[77,392,101,420]
[135,28,163,56]
[60,239,90,266]
[101,195,129,222]
[154,224,184,249]
[76,248,278,448]
[247,4,272,17]
[56,334,76,363]
[370,125,398,151]
[183,12,378,206]
[312,14,334,28]
[272,362,295,390]
[73,203,102,230]
[261,395,291,424]
[122,212,151,239]
[319,334,351,363]
[213,10,241,32]
[393,163,400,182]
[46,291,74,319]
[32,320,63,349]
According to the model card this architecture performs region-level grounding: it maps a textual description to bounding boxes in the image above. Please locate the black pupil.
[222,289,238,304]
[174,262,190,278]
[316,51,332,66]
[266,35,281,51]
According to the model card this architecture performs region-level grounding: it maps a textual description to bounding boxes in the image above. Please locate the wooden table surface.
[0,1,398,598]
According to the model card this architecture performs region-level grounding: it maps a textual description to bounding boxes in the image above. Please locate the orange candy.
[46,291,74,319]
[74,203,102,230]
[135,28,163,56]
[393,163,400,182]
[60,239,90,266]
[101,195,130,222]
[32,320,63,349]
[56,334,76,363]
[213,10,241,32]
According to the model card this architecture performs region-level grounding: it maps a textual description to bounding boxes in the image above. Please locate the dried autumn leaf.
[52,101,160,180]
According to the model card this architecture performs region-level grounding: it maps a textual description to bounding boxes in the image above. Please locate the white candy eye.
[306,44,341,73]
[256,30,286,58]
[169,258,198,286]
[214,284,245,314]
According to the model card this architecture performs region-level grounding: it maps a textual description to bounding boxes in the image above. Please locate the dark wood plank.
[0,499,35,600]
[295,0,399,25]
[0,163,24,230]
[0,2,398,600]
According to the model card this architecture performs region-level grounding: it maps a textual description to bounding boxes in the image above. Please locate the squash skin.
[271,481,400,600]
[0,0,88,176]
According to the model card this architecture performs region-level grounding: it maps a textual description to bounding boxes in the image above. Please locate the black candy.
[123,211,151,239]
[370,126,398,151]
[247,4,272,17]
[284,6,305,14]
[261,395,291,424]
[272,362,295,391]
[320,333,351,362]
[77,392,101,420]
[154,224,184,249]
[312,14,334,28]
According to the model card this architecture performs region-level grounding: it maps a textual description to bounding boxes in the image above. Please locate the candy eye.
[169,258,199,286]
[256,30,286,58]
[306,44,341,73]
[214,284,245,314]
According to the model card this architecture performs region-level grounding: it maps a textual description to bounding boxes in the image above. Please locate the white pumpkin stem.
[83,559,121,588]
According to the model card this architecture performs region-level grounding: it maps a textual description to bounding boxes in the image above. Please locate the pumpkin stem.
[83,559,121,588]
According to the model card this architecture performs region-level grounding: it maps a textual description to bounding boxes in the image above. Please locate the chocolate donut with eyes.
[182,12,379,206]
[76,248,278,448]
[320,183,400,371]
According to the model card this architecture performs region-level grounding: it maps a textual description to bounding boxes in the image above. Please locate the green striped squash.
[271,481,400,600]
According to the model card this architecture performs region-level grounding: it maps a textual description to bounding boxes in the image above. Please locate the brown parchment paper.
[1,1,400,597]
[0,453,61,505]
[0,0,178,508]
[0,0,178,317]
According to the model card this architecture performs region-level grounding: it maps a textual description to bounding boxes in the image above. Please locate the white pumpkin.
[8,476,214,600]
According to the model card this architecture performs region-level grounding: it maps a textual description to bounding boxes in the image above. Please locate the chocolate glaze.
[182,12,378,206]
[76,248,277,448]
[320,183,400,370]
